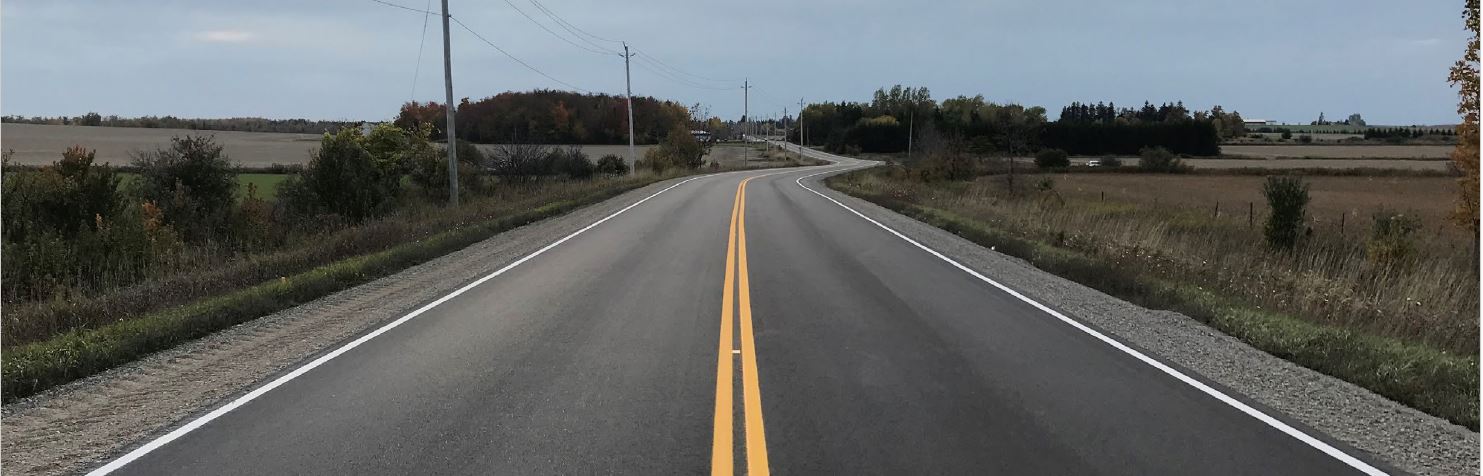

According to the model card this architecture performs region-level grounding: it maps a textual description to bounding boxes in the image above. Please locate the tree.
[1263,176,1310,250]
[1034,148,1070,168]
[131,135,238,241]
[1346,113,1366,127]
[1449,0,1480,235]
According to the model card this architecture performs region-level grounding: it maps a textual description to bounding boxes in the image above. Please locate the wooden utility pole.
[622,42,636,165]
[440,0,459,206]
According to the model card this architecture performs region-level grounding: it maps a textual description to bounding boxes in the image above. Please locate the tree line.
[1,114,355,134]
[794,86,1235,157]
[394,90,693,145]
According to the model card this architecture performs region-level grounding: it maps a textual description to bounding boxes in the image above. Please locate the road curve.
[93,143,1391,475]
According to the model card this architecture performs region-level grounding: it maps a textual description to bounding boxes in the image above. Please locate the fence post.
[1214,201,1220,220]
[1339,212,1345,236]
[1248,202,1254,228]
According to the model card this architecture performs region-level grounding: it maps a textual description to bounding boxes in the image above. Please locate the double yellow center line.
[712,176,770,476]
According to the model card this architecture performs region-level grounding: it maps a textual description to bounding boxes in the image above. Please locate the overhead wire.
[410,0,434,100]
[528,0,624,46]
[497,0,618,56]
[448,15,592,93]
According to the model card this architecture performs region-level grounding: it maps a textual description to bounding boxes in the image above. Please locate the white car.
[1086,159,1102,167]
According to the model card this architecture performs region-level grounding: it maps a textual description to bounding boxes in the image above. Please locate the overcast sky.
[1,0,1471,125]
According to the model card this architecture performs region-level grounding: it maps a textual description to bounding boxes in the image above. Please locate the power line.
[410,0,434,100]
[633,49,738,85]
[448,15,592,93]
[497,0,617,56]
[630,57,738,91]
[528,0,624,45]
[368,0,434,15]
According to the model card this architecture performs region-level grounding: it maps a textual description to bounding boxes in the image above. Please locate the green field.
[118,173,290,201]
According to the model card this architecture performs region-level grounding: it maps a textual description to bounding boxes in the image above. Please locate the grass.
[827,169,1479,429]
[2,172,680,401]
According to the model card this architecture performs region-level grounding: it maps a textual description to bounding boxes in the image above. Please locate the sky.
[1,0,1472,125]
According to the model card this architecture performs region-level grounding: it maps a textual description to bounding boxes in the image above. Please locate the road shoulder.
[0,175,707,476]
[804,170,1479,476]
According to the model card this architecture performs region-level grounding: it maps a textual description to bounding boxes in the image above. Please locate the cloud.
[195,30,255,43]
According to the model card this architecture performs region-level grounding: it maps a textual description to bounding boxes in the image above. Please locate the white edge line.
[791,163,1388,476]
[88,173,715,475]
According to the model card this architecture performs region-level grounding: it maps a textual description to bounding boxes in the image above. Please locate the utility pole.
[907,109,914,162]
[741,79,751,162]
[622,42,636,166]
[798,97,805,149]
[440,0,458,206]
[782,107,787,151]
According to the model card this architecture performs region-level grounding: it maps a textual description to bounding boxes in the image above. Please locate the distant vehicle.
[1086,159,1102,167]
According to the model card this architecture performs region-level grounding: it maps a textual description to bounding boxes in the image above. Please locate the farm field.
[1221,144,1453,159]
[3,123,322,167]
[1067,156,1455,171]
[3,124,672,167]
[1046,173,1468,241]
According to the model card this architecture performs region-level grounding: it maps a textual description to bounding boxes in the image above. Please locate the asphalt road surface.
[94,143,1391,475]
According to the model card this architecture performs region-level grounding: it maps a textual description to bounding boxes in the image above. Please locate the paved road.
[96,143,1390,475]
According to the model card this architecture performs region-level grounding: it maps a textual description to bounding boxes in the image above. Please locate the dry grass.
[840,171,1476,354]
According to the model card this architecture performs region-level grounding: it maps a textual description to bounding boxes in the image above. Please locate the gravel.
[800,163,1479,476]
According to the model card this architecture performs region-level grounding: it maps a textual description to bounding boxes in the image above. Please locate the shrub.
[409,134,482,199]
[489,143,554,177]
[913,150,976,182]
[1262,176,1310,249]
[1137,146,1187,173]
[595,154,629,175]
[1034,148,1070,169]
[1366,210,1421,265]
[131,135,238,240]
[278,128,401,221]
[1281,130,1294,140]
[548,146,595,179]
[643,126,705,172]
[1298,134,1314,144]
[1,146,175,302]
[1101,156,1123,167]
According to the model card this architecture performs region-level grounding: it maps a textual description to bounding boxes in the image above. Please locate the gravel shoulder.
[0,175,707,475]
[804,167,1479,476]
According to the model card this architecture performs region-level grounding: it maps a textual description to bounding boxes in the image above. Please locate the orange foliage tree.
[1449,0,1480,234]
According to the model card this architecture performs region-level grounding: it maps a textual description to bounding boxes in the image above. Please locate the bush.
[1034,149,1070,168]
[1366,210,1421,265]
[489,143,554,177]
[1101,156,1123,167]
[1281,130,1294,140]
[914,152,976,182]
[595,154,629,175]
[3,146,182,302]
[409,134,482,199]
[279,128,401,221]
[131,135,238,240]
[642,127,705,172]
[549,146,595,179]
[1262,176,1310,249]
[1137,146,1187,173]
[1298,134,1314,144]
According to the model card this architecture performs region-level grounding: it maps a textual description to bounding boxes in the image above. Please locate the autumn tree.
[1449,0,1480,235]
